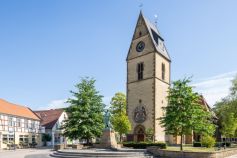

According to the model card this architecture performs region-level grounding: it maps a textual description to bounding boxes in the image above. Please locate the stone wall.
[147,146,237,158]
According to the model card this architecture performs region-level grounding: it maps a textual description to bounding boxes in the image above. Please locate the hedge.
[193,142,231,147]
[193,142,202,147]
[123,141,167,149]
[215,142,231,147]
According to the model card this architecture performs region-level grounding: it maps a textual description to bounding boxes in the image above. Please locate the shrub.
[193,142,202,147]
[201,135,216,148]
[215,142,231,147]
[123,141,166,149]
[42,133,52,146]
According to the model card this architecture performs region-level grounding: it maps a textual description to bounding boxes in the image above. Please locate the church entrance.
[134,125,145,142]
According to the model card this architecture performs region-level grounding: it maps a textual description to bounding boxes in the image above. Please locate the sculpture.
[104,109,113,129]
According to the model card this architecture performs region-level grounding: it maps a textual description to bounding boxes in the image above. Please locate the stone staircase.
[50,149,155,158]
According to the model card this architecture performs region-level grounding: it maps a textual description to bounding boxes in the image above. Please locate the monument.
[99,110,118,148]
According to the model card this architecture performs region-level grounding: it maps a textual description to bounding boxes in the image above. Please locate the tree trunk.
[86,138,90,145]
[180,135,183,151]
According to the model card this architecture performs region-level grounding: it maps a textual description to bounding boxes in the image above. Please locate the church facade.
[126,12,171,142]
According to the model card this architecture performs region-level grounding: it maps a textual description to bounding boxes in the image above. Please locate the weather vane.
[154,14,158,26]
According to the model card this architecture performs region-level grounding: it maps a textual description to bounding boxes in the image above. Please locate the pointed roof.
[128,11,171,61]
[0,99,40,120]
[34,109,64,129]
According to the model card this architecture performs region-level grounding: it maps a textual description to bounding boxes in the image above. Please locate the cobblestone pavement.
[0,148,52,158]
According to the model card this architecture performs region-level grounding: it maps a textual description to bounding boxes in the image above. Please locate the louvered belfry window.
[162,63,165,80]
[137,62,144,80]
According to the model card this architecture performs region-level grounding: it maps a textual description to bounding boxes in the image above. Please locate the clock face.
[136,41,145,52]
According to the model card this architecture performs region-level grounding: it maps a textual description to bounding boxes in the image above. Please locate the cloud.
[37,96,113,110]
[192,71,237,107]
[37,99,69,110]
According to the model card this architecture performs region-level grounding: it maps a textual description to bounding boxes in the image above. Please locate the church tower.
[126,12,171,142]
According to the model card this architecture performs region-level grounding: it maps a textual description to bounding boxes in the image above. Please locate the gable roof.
[127,11,171,61]
[0,99,40,120]
[199,95,217,119]
[34,109,64,129]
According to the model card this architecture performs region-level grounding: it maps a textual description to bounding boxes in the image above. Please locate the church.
[126,11,171,143]
[126,12,217,144]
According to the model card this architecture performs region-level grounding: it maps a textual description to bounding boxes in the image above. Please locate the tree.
[220,112,237,139]
[42,133,52,146]
[159,78,215,151]
[111,114,131,142]
[145,128,154,142]
[62,77,104,144]
[110,92,126,115]
[214,101,237,144]
[110,92,131,142]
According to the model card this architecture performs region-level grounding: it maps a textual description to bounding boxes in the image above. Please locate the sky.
[0,0,237,110]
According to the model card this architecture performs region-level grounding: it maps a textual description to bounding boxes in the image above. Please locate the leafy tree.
[111,114,131,142]
[42,133,52,146]
[110,92,131,142]
[220,112,237,139]
[62,77,104,144]
[145,128,154,142]
[159,78,215,151]
[110,92,126,115]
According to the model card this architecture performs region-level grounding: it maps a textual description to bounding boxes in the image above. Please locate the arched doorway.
[134,125,145,142]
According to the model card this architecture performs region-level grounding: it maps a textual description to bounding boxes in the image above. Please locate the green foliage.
[110,92,131,142]
[111,114,131,141]
[159,78,215,151]
[42,133,52,142]
[214,99,237,139]
[110,92,126,115]
[42,133,52,146]
[201,135,216,148]
[123,141,166,149]
[220,112,237,138]
[62,77,104,143]
[145,128,154,142]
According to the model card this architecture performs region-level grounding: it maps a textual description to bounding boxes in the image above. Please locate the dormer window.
[151,29,159,45]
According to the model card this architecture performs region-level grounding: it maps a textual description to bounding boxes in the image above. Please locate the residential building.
[0,99,41,149]
[34,109,68,146]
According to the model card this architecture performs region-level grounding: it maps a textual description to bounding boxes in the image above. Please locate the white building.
[0,99,41,149]
[34,109,68,146]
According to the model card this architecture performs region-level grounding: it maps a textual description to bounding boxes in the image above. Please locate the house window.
[19,135,29,143]
[32,135,36,143]
[162,63,165,80]
[3,134,14,143]
[137,62,144,80]
[25,119,28,129]
[8,117,14,127]
[16,118,21,127]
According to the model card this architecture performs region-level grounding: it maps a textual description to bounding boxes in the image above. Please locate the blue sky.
[0,0,237,109]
